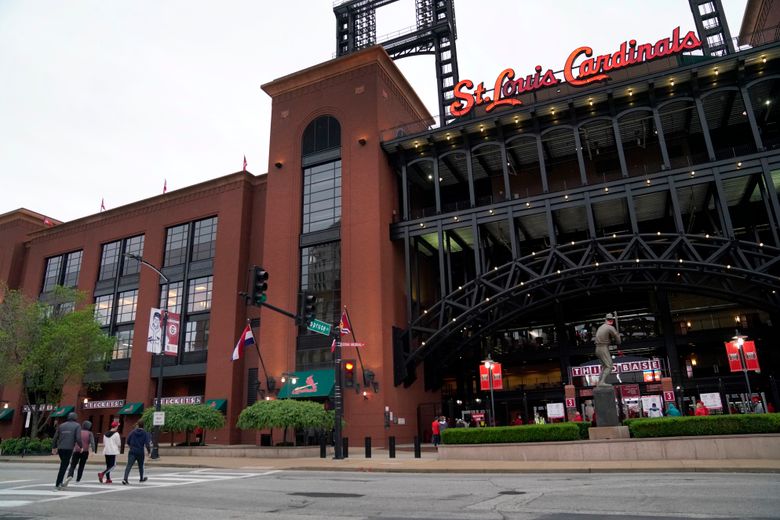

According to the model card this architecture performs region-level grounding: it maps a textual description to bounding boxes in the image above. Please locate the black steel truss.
[688,0,735,56]
[334,0,459,125]
[397,233,780,385]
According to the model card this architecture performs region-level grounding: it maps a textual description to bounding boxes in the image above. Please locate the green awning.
[0,408,13,421]
[119,402,144,415]
[205,399,227,413]
[50,405,74,418]
[277,369,335,399]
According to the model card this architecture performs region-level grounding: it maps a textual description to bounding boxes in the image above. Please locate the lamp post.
[125,253,168,459]
[483,354,496,427]
[733,331,753,412]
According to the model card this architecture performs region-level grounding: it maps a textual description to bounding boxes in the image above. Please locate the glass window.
[184,318,209,352]
[95,295,114,326]
[302,115,341,155]
[302,160,342,233]
[160,281,184,315]
[115,290,138,324]
[300,242,340,325]
[122,235,145,275]
[164,224,189,267]
[99,241,121,280]
[187,276,213,313]
[192,217,218,261]
[113,328,134,360]
[42,256,63,292]
[63,251,82,287]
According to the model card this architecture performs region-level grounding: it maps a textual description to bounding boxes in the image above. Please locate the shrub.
[442,423,581,444]
[625,413,780,438]
[574,421,591,439]
[0,437,53,455]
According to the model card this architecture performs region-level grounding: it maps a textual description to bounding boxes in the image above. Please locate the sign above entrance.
[450,27,702,118]
[572,359,661,377]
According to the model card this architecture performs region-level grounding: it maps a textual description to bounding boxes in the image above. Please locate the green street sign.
[307,319,332,336]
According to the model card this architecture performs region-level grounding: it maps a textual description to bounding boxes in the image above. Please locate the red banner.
[479,362,503,391]
[742,341,760,371]
[725,340,760,372]
[724,341,743,372]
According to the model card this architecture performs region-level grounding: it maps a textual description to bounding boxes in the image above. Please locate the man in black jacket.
[122,419,151,485]
[52,412,82,490]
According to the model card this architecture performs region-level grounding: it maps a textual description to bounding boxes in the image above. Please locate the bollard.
[413,435,421,458]
[343,437,349,458]
[389,436,396,458]
[365,436,371,458]
[320,436,327,458]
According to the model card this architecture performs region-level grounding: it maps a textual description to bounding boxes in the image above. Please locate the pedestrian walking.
[66,421,96,483]
[431,417,441,446]
[122,419,151,485]
[98,420,122,484]
[52,412,83,490]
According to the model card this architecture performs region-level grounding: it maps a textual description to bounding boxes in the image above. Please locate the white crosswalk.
[0,468,279,508]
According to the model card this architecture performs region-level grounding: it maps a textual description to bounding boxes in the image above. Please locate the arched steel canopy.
[397,232,780,385]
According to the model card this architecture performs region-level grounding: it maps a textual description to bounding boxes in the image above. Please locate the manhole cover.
[288,492,364,498]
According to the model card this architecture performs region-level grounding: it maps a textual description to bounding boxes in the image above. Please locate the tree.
[0,284,114,438]
[237,399,334,446]
[140,404,225,446]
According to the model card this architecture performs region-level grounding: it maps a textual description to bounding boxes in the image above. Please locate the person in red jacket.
[694,401,709,416]
[431,417,441,446]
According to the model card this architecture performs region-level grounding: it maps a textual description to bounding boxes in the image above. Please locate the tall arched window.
[299,116,342,369]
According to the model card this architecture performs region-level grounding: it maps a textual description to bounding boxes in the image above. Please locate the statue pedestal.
[588,425,630,440]
[593,384,619,427]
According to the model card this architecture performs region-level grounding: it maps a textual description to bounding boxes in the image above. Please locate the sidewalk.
[3,449,780,473]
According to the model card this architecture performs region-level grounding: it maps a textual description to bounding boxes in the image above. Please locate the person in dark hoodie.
[52,412,82,490]
[122,419,151,485]
[65,420,97,484]
[98,420,122,484]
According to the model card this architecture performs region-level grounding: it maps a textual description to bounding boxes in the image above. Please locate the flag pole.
[247,319,270,398]
[344,306,368,386]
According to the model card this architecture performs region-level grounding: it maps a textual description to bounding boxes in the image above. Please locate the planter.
[438,434,780,461]
[157,445,331,458]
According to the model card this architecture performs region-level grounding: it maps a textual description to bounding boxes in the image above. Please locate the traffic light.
[250,266,269,306]
[343,360,356,388]
[303,293,317,323]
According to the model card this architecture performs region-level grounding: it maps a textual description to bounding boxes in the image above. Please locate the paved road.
[1,463,778,519]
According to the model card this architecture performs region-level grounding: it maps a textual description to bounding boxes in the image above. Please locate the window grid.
[184,318,209,352]
[164,224,190,267]
[160,281,184,315]
[192,217,218,261]
[95,295,114,327]
[63,251,82,287]
[302,161,342,233]
[98,241,121,280]
[112,328,134,360]
[115,290,138,324]
[187,276,213,313]
[42,256,63,293]
[122,235,145,275]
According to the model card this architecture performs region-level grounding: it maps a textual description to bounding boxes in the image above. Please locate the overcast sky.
[0,0,748,222]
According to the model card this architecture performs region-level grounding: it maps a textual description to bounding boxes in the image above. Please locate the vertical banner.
[742,341,760,371]
[147,308,180,355]
[165,311,180,356]
[479,362,503,391]
[724,341,743,372]
[147,308,163,354]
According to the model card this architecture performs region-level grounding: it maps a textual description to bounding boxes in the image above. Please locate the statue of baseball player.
[594,313,621,386]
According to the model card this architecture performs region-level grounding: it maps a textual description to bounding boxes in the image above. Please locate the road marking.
[0,469,279,508]
[0,480,32,485]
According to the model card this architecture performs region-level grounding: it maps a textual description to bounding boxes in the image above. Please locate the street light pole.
[125,253,168,460]
[483,354,496,427]
[733,332,753,412]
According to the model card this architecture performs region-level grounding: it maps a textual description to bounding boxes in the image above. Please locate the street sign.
[153,411,166,426]
[307,319,332,336]
[565,397,576,408]
[339,342,365,347]
[663,391,675,402]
